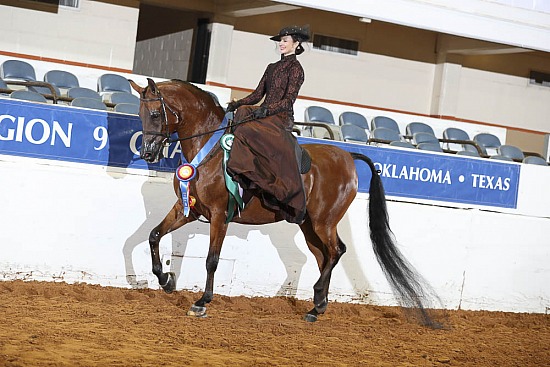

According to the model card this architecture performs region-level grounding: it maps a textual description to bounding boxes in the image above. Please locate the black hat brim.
[269,26,310,42]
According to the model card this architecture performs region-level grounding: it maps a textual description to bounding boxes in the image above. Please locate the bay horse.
[129,78,439,326]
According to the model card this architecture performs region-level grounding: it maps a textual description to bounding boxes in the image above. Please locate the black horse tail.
[350,152,441,329]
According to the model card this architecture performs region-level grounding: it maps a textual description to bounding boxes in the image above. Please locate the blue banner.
[297,137,520,209]
[0,99,180,171]
[0,99,520,208]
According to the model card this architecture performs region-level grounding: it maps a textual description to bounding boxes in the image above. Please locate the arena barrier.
[1,98,549,313]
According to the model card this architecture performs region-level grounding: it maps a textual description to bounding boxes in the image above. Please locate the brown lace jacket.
[237,54,304,122]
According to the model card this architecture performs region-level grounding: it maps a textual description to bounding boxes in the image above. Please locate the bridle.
[140,90,181,144]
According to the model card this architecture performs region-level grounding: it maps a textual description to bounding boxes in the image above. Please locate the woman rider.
[226,25,309,224]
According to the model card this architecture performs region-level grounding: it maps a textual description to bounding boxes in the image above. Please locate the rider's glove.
[226,101,239,113]
[253,106,268,119]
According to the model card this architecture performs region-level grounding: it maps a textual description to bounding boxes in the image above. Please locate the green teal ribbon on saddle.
[220,133,244,223]
[177,115,229,217]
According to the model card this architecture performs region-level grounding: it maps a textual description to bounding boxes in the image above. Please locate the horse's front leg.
[187,213,228,318]
[150,201,195,293]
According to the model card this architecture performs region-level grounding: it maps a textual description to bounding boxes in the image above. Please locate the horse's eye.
[150,110,161,119]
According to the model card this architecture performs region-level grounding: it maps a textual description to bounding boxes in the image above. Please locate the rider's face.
[278,35,298,56]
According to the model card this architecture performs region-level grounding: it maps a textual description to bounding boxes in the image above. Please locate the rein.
[166,113,256,144]
[140,92,257,145]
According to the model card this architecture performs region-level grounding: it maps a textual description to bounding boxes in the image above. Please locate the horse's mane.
[169,79,222,108]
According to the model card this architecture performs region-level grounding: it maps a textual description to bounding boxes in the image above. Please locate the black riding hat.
[270,25,310,42]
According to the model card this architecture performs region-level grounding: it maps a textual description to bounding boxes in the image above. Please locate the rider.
[226,25,309,224]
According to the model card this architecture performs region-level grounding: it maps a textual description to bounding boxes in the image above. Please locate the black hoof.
[160,272,176,294]
[303,313,318,322]
[187,305,207,318]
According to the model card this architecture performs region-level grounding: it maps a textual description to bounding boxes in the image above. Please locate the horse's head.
[130,78,179,163]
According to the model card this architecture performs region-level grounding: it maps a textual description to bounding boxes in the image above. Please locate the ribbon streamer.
[221,133,244,223]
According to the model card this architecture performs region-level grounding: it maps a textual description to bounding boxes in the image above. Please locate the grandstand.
[1,1,549,314]
[1,0,549,159]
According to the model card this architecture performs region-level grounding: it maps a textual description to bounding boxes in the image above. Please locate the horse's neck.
[178,110,225,164]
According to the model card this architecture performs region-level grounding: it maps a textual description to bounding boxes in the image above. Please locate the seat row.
[0,59,140,115]
[297,106,548,166]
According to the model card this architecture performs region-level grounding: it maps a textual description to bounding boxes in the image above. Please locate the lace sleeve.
[265,62,304,115]
[237,67,268,106]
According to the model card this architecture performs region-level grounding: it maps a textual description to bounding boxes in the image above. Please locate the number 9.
[93,126,108,150]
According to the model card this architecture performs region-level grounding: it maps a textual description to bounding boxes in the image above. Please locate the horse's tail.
[350,152,441,329]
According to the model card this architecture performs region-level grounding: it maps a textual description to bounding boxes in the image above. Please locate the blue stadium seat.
[305,106,335,124]
[369,127,401,144]
[474,133,502,156]
[98,73,131,93]
[114,103,139,115]
[341,123,369,143]
[110,91,139,105]
[417,142,443,152]
[67,87,102,100]
[390,141,415,149]
[371,116,400,134]
[412,132,439,146]
[442,127,475,152]
[489,155,513,161]
[497,145,524,162]
[522,156,548,166]
[71,97,107,111]
[10,90,47,103]
[44,70,80,90]
[406,122,435,137]
[304,106,339,140]
[339,111,369,129]
[0,59,36,81]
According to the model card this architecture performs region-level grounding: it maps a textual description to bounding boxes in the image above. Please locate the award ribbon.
[177,115,228,217]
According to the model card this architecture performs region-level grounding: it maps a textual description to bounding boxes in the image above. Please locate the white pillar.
[430,52,463,118]
[205,22,235,86]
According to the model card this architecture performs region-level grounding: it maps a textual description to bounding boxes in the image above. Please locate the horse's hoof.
[187,305,207,318]
[161,272,176,294]
[303,313,318,322]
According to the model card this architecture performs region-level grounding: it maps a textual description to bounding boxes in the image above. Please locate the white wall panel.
[277,0,550,52]
[0,1,139,70]
[1,153,549,313]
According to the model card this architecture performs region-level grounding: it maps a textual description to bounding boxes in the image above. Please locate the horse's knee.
[338,240,347,257]
[149,227,161,244]
[205,253,220,273]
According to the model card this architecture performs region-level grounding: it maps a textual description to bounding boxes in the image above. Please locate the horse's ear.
[129,79,144,94]
[147,78,158,95]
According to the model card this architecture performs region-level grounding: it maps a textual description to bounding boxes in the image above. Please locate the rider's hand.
[253,106,268,119]
[226,101,239,113]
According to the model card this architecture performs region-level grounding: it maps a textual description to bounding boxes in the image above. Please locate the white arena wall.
[0,104,549,315]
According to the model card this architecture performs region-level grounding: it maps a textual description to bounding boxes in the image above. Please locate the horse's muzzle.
[140,141,164,163]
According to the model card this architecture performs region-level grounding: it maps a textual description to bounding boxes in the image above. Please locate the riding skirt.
[227,105,306,224]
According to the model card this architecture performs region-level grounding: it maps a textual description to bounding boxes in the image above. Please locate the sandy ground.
[0,280,548,367]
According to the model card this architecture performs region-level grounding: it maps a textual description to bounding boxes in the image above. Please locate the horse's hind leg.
[299,218,346,322]
[149,201,195,293]
[187,214,229,318]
